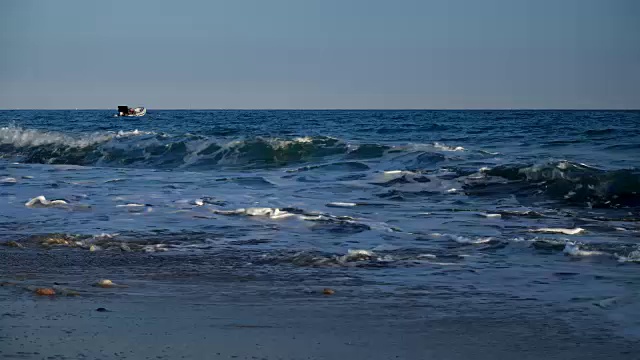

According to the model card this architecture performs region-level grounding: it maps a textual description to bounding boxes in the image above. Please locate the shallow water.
[1,110,640,344]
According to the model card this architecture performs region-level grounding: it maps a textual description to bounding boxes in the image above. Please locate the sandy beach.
[2,246,639,360]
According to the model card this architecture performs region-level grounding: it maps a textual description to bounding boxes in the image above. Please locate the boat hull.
[117,107,146,117]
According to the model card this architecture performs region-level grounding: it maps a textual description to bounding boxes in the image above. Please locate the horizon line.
[1,108,639,111]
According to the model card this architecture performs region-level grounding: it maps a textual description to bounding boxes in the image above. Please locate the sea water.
[1,110,639,341]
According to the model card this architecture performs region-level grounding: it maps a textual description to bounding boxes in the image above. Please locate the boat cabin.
[118,105,130,116]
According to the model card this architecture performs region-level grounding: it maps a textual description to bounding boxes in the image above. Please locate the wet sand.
[1,248,639,360]
[3,299,637,360]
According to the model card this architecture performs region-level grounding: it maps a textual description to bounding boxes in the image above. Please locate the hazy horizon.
[2,0,639,109]
[1,108,640,111]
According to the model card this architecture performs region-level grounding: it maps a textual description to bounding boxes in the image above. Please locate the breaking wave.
[3,127,638,209]
[0,126,468,170]
[530,238,640,263]
[464,161,640,208]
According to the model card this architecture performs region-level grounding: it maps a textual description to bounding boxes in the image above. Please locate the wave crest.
[1,126,473,171]
[466,161,640,208]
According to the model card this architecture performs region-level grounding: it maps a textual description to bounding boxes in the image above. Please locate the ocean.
[1,110,639,359]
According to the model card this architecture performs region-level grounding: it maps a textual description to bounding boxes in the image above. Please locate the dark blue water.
[1,110,640,339]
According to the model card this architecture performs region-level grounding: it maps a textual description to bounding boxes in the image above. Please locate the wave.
[530,238,640,263]
[433,142,465,152]
[211,206,374,234]
[0,126,353,169]
[464,161,640,208]
[4,127,637,211]
[253,248,471,268]
[0,126,469,170]
[9,231,639,266]
[583,128,616,136]
[430,233,494,244]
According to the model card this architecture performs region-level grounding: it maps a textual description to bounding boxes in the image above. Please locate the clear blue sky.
[1,0,638,109]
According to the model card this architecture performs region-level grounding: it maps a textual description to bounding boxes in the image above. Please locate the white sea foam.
[91,233,119,240]
[449,235,493,244]
[563,243,606,257]
[212,209,245,215]
[263,136,337,151]
[213,207,296,219]
[384,170,411,175]
[482,213,502,218]
[143,244,168,253]
[25,195,68,208]
[212,206,388,234]
[115,129,156,138]
[0,125,154,150]
[291,136,314,144]
[297,214,328,221]
[530,227,584,235]
[326,202,357,207]
[434,233,492,244]
[338,249,376,263]
[268,209,297,219]
[0,126,103,148]
[434,142,465,152]
[616,250,640,263]
[0,177,17,183]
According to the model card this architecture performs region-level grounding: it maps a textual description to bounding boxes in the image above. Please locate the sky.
[1,0,639,109]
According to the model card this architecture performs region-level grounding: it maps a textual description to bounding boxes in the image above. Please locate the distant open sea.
[1,110,640,354]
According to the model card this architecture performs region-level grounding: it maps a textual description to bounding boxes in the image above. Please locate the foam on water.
[24,195,68,208]
[213,207,296,219]
[530,227,585,235]
[0,125,154,148]
[116,203,147,207]
[339,249,376,263]
[433,142,465,152]
[563,243,607,257]
[481,213,502,219]
[326,202,358,207]
[617,250,640,263]
[431,233,494,244]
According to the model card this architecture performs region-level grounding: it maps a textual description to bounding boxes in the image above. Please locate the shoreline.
[2,248,639,360]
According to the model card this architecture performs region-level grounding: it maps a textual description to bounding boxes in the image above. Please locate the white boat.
[117,105,146,117]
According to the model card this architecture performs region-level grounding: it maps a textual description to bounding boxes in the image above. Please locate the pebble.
[96,279,114,288]
[35,288,56,296]
[322,288,335,295]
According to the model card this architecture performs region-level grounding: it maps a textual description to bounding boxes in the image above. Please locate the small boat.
[117,105,146,117]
